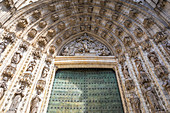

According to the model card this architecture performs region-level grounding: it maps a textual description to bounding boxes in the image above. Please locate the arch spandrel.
[0,0,169,113]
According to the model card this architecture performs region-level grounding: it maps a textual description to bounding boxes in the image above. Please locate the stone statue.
[147,51,159,65]
[11,51,22,64]
[154,63,168,78]
[139,70,150,85]
[30,95,41,113]
[0,40,8,54]
[26,60,36,72]
[130,93,141,113]
[0,77,8,100]
[41,67,49,78]
[122,65,130,79]
[8,85,24,112]
[143,86,163,112]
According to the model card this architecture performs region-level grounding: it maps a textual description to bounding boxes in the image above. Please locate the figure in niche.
[41,66,49,78]
[30,90,41,113]
[142,84,164,112]
[139,70,150,85]
[147,52,159,65]
[8,85,24,112]
[154,63,168,78]
[122,65,131,79]
[0,40,8,55]
[130,93,141,113]
[26,60,36,72]
[11,51,22,64]
[135,58,143,71]
[0,77,8,100]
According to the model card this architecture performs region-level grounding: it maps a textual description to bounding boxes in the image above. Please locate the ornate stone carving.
[56,38,62,45]
[154,31,167,44]
[51,14,59,22]
[32,10,41,19]
[115,3,122,11]
[69,16,77,26]
[115,27,124,37]
[162,41,170,55]
[60,33,111,56]
[112,13,119,21]
[32,50,41,59]
[48,4,56,12]
[47,29,56,37]
[115,44,122,54]
[139,70,150,85]
[143,18,154,28]
[124,20,132,28]
[142,86,164,112]
[17,18,28,28]
[154,63,168,78]
[134,27,144,38]
[156,0,167,9]
[0,40,8,54]
[162,79,170,91]
[8,85,24,113]
[88,6,93,13]
[101,31,107,38]
[122,65,130,79]
[125,79,135,90]
[41,67,49,78]
[99,8,106,15]
[11,51,22,64]
[100,0,107,6]
[39,21,47,28]
[130,93,141,113]
[2,65,16,79]
[147,51,159,66]
[78,6,84,13]
[28,29,37,39]
[129,9,139,18]
[65,1,71,8]
[36,79,46,93]
[63,30,70,39]
[3,0,14,9]
[123,36,132,46]
[105,21,113,29]
[3,32,15,43]
[30,95,41,113]
[20,72,32,87]
[95,17,102,24]
[94,27,99,33]
[0,77,7,100]
[38,36,47,47]
[26,60,36,72]
[129,48,138,58]
[57,21,66,31]
[141,39,152,51]
[118,55,126,65]
[49,45,56,54]
[134,58,143,71]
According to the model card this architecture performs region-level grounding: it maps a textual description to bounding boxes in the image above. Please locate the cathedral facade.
[0,0,169,113]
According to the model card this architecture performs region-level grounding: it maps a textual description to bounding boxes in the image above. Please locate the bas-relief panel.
[60,33,111,56]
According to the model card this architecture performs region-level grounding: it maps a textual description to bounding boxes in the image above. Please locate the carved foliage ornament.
[60,33,111,56]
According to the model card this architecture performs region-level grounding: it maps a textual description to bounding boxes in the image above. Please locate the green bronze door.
[47,69,124,113]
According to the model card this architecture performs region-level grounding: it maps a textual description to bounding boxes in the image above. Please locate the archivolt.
[2,0,169,58]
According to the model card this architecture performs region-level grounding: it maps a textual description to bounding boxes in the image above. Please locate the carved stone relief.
[134,27,144,38]
[60,33,111,56]
[17,18,28,28]
[130,93,142,113]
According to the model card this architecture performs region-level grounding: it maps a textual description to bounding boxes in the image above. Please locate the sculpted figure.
[3,65,16,78]
[41,67,49,78]
[162,79,170,91]
[154,63,167,78]
[11,51,22,64]
[130,93,141,113]
[139,70,150,85]
[134,58,143,71]
[8,85,24,112]
[147,51,159,65]
[0,40,8,54]
[0,77,8,100]
[122,65,130,79]
[26,60,36,72]
[143,85,163,112]
[30,90,42,113]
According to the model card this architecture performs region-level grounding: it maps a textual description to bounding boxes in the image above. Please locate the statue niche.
[60,33,111,56]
